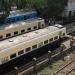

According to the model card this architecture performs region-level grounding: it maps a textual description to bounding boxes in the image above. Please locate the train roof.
[0,18,43,31]
[8,10,37,18]
[0,25,60,51]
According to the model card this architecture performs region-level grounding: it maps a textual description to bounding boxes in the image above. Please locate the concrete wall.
[62,0,75,17]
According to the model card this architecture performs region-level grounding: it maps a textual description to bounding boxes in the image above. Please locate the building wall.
[62,0,75,17]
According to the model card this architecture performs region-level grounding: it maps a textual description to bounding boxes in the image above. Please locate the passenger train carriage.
[0,18,45,41]
[0,10,37,24]
[0,24,66,74]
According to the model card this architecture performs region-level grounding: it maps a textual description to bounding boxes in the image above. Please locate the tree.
[16,0,27,9]
[33,0,47,17]
[0,0,10,23]
[33,0,68,19]
[46,0,68,18]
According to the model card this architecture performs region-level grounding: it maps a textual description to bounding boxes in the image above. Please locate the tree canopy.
[24,0,68,19]
[46,0,68,18]
[0,0,68,23]
[0,0,10,23]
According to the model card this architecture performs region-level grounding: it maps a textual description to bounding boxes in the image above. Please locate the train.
[0,24,66,74]
[0,18,45,41]
[0,10,37,24]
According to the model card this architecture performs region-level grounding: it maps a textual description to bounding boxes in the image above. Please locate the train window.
[32,44,37,50]
[34,26,37,29]
[6,33,11,37]
[21,29,25,33]
[16,18,20,21]
[11,18,15,22]
[27,28,31,31]
[20,16,24,20]
[0,35,3,39]
[49,38,53,42]
[63,33,65,36]
[44,40,48,44]
[10,53,16,59]
[7,19,10,23]
[24,16,26,20]
[54,36,58,40]
[14,31,18,35]
[25,47,31,52]
[18,50,24,55]
[38,42,43,47]
[1,57,8,64]
[42,24,44,27]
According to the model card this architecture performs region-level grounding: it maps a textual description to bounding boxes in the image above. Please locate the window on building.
[18,50,24,55]
[21,29,25,33]
[38,42,43,47]
[44,40,48,44]
[74,11,75,16]
[14,31,18,35]
[25,47,31,52]
[69,11,72,16]
[27,28,31,31]
[6,33,11,37]
[32,44,37,49]
[54,36,58,40]
[0,35,3,40]
[10,53,16,59]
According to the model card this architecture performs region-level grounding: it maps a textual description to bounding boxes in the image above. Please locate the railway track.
[7,46,75,75]
[5,38,71,75]
[53,60,75,75]
[69,31,75,36]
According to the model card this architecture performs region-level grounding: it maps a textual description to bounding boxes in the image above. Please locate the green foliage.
[34,0,46,8]
[0,0,68,23]
[33,0,47,17]
[16,0,27,9]
[0,0,10,23]
[47,0,68,18]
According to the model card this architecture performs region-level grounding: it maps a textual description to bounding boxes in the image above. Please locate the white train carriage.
[0,24,66,65]
[0,18,45,40]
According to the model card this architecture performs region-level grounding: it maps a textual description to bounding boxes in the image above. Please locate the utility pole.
[70,36,74,50]
[60,44,64,53]
[60,44,65,61]
[48,51,52,68]
[33,57,37,75]
[14,67,19,75]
